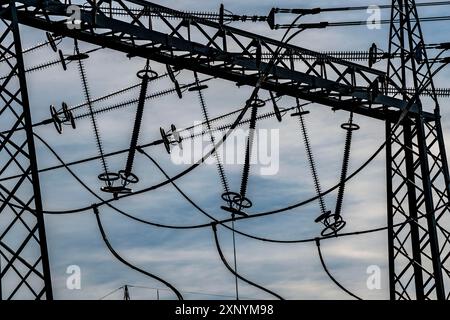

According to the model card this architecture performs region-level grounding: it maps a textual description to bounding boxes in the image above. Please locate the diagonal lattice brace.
[0,0,52,300]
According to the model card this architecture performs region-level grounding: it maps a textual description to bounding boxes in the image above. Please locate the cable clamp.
[92,204,99,215]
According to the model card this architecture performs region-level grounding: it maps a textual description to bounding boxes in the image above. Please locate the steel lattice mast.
[0,0,52,299]
[0,0,449,300]
[385,0,450,300]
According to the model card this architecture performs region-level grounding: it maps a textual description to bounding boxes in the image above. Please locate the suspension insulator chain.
[71,82,142,114]
[220,98,264,218]
[96,5,268,23]
[295,100,330,222]
[192,72,230,195]
[240,102,259,200]
[184,105,292,141]
[0,34,63,63]
[75,86,177,120]
[120,62,157,188]
[75,41,111,187]
[335,113,359,217]
[0,58,65,81]
[320,112,360,237]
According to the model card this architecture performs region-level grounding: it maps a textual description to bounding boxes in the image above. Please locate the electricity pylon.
[0,0,52,299]
[0,0,449,300]
[385,0,450,300]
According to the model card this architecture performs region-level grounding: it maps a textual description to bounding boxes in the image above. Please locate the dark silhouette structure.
[0,0,449,300]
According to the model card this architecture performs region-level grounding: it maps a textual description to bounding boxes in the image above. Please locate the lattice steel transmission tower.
[0,0,449,300]
[385,0,450,300]
[0,0,53,299]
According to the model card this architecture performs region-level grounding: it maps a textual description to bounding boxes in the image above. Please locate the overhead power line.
[274,15,450,29]
[274,1,450,14]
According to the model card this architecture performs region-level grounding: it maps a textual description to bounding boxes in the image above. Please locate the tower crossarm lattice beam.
[6,0,434,122]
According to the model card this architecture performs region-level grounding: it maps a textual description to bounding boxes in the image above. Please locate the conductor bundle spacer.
[188,84,209,92]
[137,68,159,81]
[315,212,347,236]
[58,50,90,71]
[98,172,132,196]
[341,122,360,131]
[220,191,252,217]
[118,170,139,190]
[66,52,90,62]
[246,98,266,108]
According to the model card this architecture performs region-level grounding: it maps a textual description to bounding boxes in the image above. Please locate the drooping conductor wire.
[315,238,362,300]
[189,71,241,299]
[270,2,450,29]
[219,96,264,299]
[92,205,184,300]
[3,0,450,302]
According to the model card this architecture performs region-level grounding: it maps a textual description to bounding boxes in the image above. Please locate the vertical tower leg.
[386,0,450,300]
[0,0,52,299]
[385,114,449,300]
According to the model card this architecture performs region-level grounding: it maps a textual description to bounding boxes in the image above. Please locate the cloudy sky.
[4,0,450,300]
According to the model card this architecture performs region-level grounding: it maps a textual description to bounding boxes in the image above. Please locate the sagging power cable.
[0,98,283,184]
[211,223,284,300]
[32,132,208,228]
[29,121,377,229]
[274,15,450,29]
[27,130,447,247]
[93,205,184,300]
[211,61,441,224]
[315,238,362,300]
[5,131,441,300]
[137,148,401,243]
[191,70,241,299]
[11,132,435,247]
[273,1,450,15]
